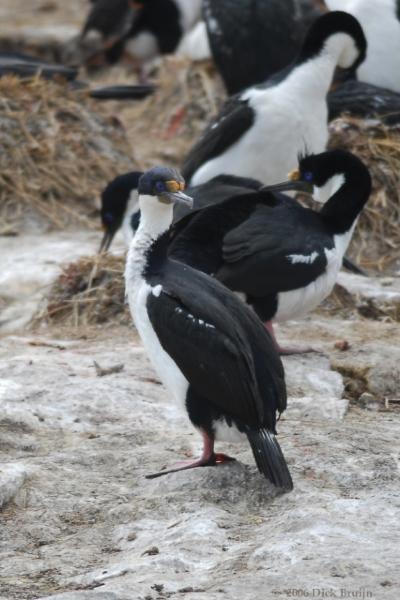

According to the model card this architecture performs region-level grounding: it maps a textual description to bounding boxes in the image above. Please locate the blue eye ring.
[155,181,165,193]
[303,171,313,182]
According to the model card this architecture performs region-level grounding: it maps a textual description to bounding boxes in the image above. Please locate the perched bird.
[182,11,367,187]
[170,150,372,353]
[125,166,293,490]
[203,0,326,95]
[81,0,202,70]
[326,0,400,93]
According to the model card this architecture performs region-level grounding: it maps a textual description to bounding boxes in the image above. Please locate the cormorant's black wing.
[203,0,300,95]
[218,200,332,296]
[328,80,400,125]
[169,191,264,275]
[173,173,262,221]
[147,264,286,429]
[181,96,255,183]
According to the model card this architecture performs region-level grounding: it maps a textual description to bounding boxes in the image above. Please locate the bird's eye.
[303,171,313,182]
[155,181,165,193]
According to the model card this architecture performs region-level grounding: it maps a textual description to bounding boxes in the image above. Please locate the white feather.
[121,189,139,245]
[174,0,203,31]
[177,21,211,60]
[287,251,319,265]
[275,225,356,322]
[326,0,400,93]
[125,196,189,410]
[190,33,358,186]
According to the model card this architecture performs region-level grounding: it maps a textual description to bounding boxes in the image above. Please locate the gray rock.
[0,463,27,508]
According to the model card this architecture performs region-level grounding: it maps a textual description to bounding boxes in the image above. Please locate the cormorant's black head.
[138,166,193,208]
[99,171,142,253]
[298,11,367,72]
[261,150,371,204]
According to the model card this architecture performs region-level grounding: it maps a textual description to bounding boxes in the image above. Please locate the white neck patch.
[314,174,345,204]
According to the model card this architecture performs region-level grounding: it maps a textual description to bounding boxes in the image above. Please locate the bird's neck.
[125,195,173,283]
[320,172,371,235]
[284,37,348,99]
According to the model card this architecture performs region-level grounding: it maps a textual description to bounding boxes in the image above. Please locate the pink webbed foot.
[145,452,236,480]
[145,432,235,479]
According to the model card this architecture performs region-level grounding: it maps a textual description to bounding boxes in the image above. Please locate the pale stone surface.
[0,463,27,508]
[338,271,400,303]
[0,326,399,600]
[0,232,125,334]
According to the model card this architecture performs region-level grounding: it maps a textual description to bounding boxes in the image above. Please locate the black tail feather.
[343,256,367,276]
[247,429,293,491]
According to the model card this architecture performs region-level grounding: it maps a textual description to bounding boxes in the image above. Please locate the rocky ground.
[1,229,400,600]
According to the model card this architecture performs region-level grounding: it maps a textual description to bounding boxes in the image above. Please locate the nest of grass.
[33,253,129,328]
[118,56,226,170]
[0,75,133,235]
[317,283,400,323]
[328,116,400,274]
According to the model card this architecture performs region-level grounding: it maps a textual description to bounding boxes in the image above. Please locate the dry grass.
[329,117,400,273]
[317,283,400,323]
[33,253,128,328]
[118,56,226,170]
[0,75,133,234]
[27,61,400,328]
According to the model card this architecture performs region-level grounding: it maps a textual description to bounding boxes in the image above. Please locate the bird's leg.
[264,321,318,356]
[145,431,235,479]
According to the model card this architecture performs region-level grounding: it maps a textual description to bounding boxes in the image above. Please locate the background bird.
[203,0,326,95]
[80,0,202,73]
[325,0,400,93]
[182,11,367,187]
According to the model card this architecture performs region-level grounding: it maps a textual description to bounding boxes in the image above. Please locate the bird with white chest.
[170,150,372,353]
[182,11,367,187]
[326,0,400,93]
[125,167,293,490]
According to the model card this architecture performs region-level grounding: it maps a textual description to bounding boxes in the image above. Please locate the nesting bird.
[124,167,293,490]
[170,150,372,353]
[81,0,202,70]
[182,11,367,187]
[326,0,400,93]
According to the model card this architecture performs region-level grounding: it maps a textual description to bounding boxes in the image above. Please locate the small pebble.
[142,546,159,556]
[334,339,350,351]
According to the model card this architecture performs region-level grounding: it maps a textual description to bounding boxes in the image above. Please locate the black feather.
[247,429,293,491]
